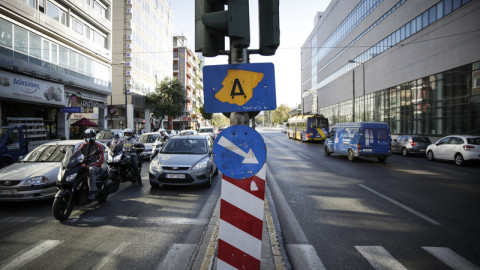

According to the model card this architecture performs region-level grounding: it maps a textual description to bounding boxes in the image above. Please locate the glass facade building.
[301,0,480,136]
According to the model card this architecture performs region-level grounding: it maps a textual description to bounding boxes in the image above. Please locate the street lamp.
[348,60,366,121]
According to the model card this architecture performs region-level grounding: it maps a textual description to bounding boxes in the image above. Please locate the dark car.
[391,135,432,156]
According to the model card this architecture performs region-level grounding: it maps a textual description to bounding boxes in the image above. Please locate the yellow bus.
[287,115,329,142]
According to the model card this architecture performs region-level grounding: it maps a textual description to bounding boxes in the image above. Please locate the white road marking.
[355,246,407,270]
[0,240,62,270]
[359,184,441,225]
[287,244,326,270]
[297,152,310,159]
[93,241,130,270]
[423,247,480,270]
[156,244,197,270]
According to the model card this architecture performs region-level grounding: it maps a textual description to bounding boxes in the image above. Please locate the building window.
[22,0,35,8]
[13,25,28,54]
[0,18,13,48]
[46,1,67,25]
[51,43,58,64]
[73,19,84,35]
[42,39,50,60]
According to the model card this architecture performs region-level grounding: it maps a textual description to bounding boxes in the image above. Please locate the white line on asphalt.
[359,184,441,225]
[287,244,326,270]
[297,152,310,159]
[355,246,407,270]
[156,244,197,270]
[423,247,480,270]
[93,241,130,270]
[0,240,62,270]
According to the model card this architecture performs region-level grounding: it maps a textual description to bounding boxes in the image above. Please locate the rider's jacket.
[77,142,104,167]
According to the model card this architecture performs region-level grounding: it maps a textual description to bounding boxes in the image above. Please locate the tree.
[145,78,186,129]
[199,105,213,122]
[272,104,291,124]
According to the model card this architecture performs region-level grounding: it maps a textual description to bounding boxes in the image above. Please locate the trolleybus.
[287,115,329,142]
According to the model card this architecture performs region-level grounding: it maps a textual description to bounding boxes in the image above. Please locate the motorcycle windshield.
[61,148,83,169]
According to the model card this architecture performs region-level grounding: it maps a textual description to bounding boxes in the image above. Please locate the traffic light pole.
[229,46,251,127]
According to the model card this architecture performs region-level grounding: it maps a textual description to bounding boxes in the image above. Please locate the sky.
[167,0,332,109]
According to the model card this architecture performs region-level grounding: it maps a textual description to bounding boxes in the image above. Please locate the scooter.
[106,142,145,192]
[52,148,112,221]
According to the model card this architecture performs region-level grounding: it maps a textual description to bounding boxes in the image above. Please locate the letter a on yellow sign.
[215,70,264,106]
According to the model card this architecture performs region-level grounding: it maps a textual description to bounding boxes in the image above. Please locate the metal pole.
[352,68,355,122]
[125,82,128,129]
[362,63,365,122]
[229,46,250,127]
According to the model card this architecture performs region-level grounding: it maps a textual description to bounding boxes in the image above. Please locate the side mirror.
[18,156,24,162]
[393,139,397,142]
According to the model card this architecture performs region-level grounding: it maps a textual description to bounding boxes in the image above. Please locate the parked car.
[217,126,227,136]
[426,135,480,166]
[179,130,198,136]
[137,132,161,160]
[149,135,217,188]
[96,129,124,143]
[0,125,29,169]
[391,135,432,156]
[198,126,216,140]
[324,122,392,162]
[0,140,107,201]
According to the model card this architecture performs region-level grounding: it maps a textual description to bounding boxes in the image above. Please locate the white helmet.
[124,128,133,139]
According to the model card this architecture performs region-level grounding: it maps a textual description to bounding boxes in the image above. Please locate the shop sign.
[0,71,66,106]
[71,113,97,120]
[60,107,82,113]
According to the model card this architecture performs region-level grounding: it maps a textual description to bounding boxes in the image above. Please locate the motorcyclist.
[150,129,169,161]
[76,129,104,200]
[122,128,143,186]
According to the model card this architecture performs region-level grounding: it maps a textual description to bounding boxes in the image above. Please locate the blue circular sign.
[213,125,266,179]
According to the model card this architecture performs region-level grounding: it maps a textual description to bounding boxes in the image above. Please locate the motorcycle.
[106,142,145,192]
[52,148,112,221]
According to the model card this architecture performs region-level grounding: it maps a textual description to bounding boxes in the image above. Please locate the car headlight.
[65,173,77,182]
[149,158,163,173]
[193,160,208,170]
[23,176,49,185]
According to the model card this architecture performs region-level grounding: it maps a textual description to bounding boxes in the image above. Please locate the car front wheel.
[455,153,464,166]
[427,151,434,161]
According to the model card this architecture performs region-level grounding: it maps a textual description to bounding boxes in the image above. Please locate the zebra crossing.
[1,238,478,270]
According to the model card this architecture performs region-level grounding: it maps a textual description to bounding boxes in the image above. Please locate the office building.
[301,0,480,136]
[111,0,173,132]
[0,0,112,141]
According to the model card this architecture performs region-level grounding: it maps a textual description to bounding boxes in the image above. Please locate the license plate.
[166,174,185,179]
[0,189,13,195]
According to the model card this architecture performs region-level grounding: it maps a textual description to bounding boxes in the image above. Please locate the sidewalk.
[192,189,286,270]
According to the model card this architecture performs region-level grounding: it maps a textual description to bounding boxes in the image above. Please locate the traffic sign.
[203,63,276,113]
[213,125,266,179]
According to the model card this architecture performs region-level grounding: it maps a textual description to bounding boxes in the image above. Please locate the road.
[261,128,480,269]
[1,129,479,270]
[0,162,222,270]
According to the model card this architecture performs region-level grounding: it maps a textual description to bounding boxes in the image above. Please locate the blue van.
[324,122,391,162]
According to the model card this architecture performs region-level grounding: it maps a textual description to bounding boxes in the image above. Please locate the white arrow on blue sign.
[213,125,266,179]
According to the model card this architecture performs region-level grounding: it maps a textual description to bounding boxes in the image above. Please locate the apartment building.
[173,35,204,131]
[301,0,480,136]
[0,0,112,140]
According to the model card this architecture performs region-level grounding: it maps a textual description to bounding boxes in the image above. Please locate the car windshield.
[23,145,75,162]
[199,128,213,133]
[138,134,160,143]
[96,131,113,140]
[413,137,431,143]
[161,139,207,154]
[467,137,480,145]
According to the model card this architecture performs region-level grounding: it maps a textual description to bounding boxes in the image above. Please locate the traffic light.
[195,0,225,57]
[195,0,250,57]
[258,0,280,56]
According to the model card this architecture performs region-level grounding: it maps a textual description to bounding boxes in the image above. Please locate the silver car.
[0,140,106,201]
[149,135,217,188]
[391,135,432,156]
[137,132,161,160]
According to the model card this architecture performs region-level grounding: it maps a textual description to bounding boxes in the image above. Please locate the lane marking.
[359,184,441,225]
[156,244,197,270]
[1,240,62,270]
[355,246,407,270]
[297,152,310,160]
[93,241,130,270]
[286,244,326,270]
[423,247,480,270]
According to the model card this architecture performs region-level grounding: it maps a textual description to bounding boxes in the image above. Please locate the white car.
[426,135,480,166]
[137,132,161,160]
